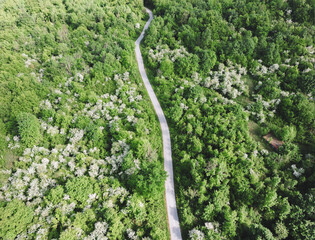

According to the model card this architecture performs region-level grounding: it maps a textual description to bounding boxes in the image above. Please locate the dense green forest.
[0,0,169,239]
[142,0,315,239]
[1,0,315,239]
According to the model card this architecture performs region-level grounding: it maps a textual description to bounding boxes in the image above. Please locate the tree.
[65,176,99,208]
[263,188,278,208]
[222,208,238,237]
[299,70,315,94]
[280,125,296,142]
[170,104,183,122]
[0,200,34,239]
[59,228,81,240]
[127,195,147,225]
[72,209,96,232]
[175,54,199,77]
[160,58,174,76]
[278,197,291,220]
[132,161,167,198]
[249,224,276,240]
[191,136,202,153]
[195,48,217,73]
[46,185,65,205]
[274,222,288,239]
[16,112,41,147]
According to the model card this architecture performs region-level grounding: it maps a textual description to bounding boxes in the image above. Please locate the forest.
[143,0,315,239]
[0,0,314,239]
[0,0,168,239]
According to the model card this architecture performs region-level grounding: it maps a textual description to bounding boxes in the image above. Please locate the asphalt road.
[135,8,183,240]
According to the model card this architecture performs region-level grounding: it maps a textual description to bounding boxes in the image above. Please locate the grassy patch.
[248,121,273,151]
[242,75,255,95]
[1,150,16,169]
[0,150,17,187]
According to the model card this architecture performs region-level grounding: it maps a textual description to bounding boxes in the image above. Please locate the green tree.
[263,189,278,208]
[274,222,288,240]
[132,161,167,198]
[160,58,174,76]
[0,200,34,239]
[65,177,99,208]
[222,208,238,237]
[16,112,41,147]
[170,104,183,122]
[249,223,276,240]
[280,125,296,142]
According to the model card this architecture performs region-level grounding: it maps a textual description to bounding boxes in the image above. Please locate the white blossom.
[84,222,108,240]
[87,193,98,204]
[13,136,20,142]
[261,149,269,155]
[69,129,84,143]
[291,164,305,178]
[127,228,138,240]
[47,126,59,136]
[189,229,205,240]
[51,161,59,170]
[42,158,49,165]
[74,167,86,177]
[61,202,76,215]
[205,222,214,230]
[63,194,70,200]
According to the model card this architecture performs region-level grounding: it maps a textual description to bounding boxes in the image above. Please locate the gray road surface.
[135,8,183,240]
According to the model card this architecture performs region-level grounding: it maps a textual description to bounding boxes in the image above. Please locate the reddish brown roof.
[263,133,284,150]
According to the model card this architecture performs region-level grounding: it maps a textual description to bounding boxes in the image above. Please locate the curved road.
[135,8,183,240]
